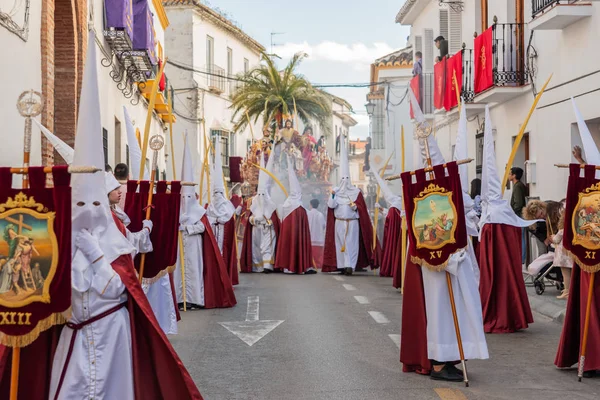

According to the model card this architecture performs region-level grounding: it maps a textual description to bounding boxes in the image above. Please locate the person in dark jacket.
[434,36,448,62]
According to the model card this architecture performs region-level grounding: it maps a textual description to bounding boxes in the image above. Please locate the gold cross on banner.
[5,214,33,235]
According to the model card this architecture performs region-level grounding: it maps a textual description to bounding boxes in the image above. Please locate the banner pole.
[400,125,407,294]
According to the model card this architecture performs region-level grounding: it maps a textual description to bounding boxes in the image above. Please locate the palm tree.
[230,52,332,135]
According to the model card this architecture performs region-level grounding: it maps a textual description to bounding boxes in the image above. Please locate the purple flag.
[105,0,134,41]
[133,0,157,65]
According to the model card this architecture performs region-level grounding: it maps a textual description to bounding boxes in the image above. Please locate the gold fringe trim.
[410,246,467,272]
[0,312,67,348]
[141,264,177,286]
[563,249,600,274]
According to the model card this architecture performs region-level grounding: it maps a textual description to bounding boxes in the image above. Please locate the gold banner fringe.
[0,312,66,348]
[564,249,600,274]
[410,246,467,273]
[141,264,177,286]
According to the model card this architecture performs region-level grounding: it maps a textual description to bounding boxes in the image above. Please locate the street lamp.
[365,101,375,117]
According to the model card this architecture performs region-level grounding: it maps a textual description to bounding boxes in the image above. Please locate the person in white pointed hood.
[477,105,534,334]
[400,94,488,382]
[322,135,379,275]
[274,154,317,274]
[206,142,239,285]
[46,31,202,400]
[371,161,405,281]
[174,134,236,309]
[240,154,281,273]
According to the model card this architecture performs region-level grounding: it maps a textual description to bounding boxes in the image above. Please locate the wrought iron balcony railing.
[206,64,226,93]
[461,47,475,103]
[532,0,577,18]
[492,21,529,86]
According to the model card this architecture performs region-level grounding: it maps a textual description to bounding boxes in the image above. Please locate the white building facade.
[163,1,265,186]
[0,0,171,178]
[396,0,600,202]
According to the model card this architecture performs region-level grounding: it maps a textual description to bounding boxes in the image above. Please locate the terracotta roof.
[374,45,413,67]
[162,0,265,53]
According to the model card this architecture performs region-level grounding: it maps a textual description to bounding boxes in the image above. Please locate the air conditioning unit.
[525,160,536,184]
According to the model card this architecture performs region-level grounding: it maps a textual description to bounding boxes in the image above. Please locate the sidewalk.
[526,284,567,324]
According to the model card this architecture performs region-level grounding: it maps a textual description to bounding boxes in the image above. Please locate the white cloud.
[274,41,396,66]
[352,113,370,127]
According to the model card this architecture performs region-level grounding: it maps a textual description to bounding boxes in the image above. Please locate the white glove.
[236,206,242,215]
[76,230,104,264]
[142,219,153,233]
[179,224,187,232]
[254,216,265,225]
[375,203,380,209]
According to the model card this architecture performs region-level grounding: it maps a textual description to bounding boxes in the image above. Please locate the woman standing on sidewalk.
[550,208,573,300]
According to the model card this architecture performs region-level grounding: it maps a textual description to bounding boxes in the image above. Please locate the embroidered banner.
[563,164,600,273]
[400,162,467,271]
[104,0,134,42]
[125,180,181,282]
[0,167,71,347]
[133,0,157,65]
[409,75,421,119]
[444,51,463,111]
[433,58,446,110]
[474,27,493,93]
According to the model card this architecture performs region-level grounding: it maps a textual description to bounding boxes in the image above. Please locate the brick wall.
[40,0,87,167]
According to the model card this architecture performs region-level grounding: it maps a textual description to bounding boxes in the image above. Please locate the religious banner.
[563,164,600,273]
[444,51,463,111]
[400,162,467,270]
[229,156,243,183]
[125,180,182,281]
[434,58,446,110]
[409,75,421,119]
[0,167,71,347]
[133,0,157,65]
[104,0,134,42]
[474,27,494,94]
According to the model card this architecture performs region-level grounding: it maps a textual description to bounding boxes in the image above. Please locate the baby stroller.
[525,251,564,295]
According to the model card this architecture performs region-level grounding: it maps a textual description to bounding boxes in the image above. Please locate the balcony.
[206,65,226,94]
[474,20,530,105]
[530,0,592,30]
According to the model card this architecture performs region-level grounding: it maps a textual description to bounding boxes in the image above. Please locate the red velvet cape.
[479,223,533,333]
[222,217,239,285]
[200,215,237,308]
[240,211,281,273]
[275,207,313,274]
[555,263,600,372]
[0,227,203,400]
[399,245,431,375]
[322,193,381,272]
[380,207,402,279]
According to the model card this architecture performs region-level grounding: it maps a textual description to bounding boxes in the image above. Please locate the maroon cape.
[479,223,533,333]
[275,207,313,274]
[223,217,239,285]
[200,215,237,308]
[555,264,600,372]
[240,211,281,273]
[380,207,402,279]
[399,245,432,375]
[322,193,381,272]
[0,228,203,400]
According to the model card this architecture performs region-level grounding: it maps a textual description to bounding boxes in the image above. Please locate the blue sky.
[207,0,411,138]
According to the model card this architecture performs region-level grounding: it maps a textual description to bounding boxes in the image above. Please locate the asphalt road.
[170,271,600,400]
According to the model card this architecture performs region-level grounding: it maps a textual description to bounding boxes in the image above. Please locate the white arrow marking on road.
[354,296,370,304]
[219,296,284,346]
[368,311,390,324]
[342,284,356,291]
[388,334,401,349]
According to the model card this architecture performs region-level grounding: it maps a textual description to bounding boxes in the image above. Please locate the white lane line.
[333,276,345,281]
[342,284,356,291]
[388,334,401,349]
[354,296,370,304]
[246,296,259,321]
[368,311,390,324]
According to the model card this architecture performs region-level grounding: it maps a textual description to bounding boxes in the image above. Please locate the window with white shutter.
[449,8,462,54]
[424,29,434,72]
[415,35,423,54]
[439,9,449,41]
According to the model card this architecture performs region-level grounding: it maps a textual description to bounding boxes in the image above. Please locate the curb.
[527,291,566,324]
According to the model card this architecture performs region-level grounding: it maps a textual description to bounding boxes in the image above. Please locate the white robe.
[251,218,277,272]
[421,237,488,362]
[143,275,178,335]
[208,215,229,255]
[307,208,326,246]
[328,197,359,270]
[174,220,206,306]
[50,256,134,399]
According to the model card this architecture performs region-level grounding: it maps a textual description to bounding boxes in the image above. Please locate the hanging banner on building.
[434,58,446,110]
[409,75,421,119]
[0,167,71,348]
[474,27,494,93]
[400,162,467,270]
[105,0,134,42]
[125,180,182,282]
[563,164,600,273]
[133,0,157,65]
[444,51,463,111]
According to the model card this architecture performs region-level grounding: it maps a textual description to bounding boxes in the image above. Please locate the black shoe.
[263,268,272,274]
[447,364,464,377]
[430,364,464,382]
[305,269,317,275]
[344,267,353,276]
[583,370,598,378]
